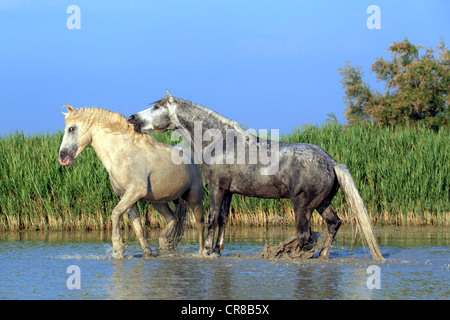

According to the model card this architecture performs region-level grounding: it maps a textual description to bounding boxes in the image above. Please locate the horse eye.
[153,105,159,110]
[68,127,75,133]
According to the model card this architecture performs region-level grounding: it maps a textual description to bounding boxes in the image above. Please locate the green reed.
[0,123,448,230]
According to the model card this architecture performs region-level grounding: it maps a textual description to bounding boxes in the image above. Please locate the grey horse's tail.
[334,164,384,260]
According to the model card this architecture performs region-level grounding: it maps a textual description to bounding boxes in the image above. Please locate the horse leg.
[292,195,315,250]
[316,203,341,259]
[204,187,226,255]
[190,202,205,253]
[214,193,232,255]
[153,203,176,223]
[182,188,205,253]
[128,203,153,258]
[111,206,126,258]
[111,190,144,258]
[152,203,177,251]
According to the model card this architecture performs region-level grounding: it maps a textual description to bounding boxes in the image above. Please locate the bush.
[339,38,450,131]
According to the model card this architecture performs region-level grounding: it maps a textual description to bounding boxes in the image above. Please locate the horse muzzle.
[128,114,143,133]
[58,147,77,166]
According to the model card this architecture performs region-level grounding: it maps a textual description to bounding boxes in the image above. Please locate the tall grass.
[281,122,449,226]
[0,123,448,230]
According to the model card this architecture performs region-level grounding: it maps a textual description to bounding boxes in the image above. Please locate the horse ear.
[166,90,174,103]
[61,104,74,117]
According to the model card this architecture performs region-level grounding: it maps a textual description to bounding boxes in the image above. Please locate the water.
[0,226,448,300]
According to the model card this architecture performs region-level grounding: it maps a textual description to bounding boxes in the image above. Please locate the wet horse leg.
[152,203,177,251]
[190,202,205,253]
[128,203,153,258]
[316,203,341,259]
[111,206,126,258]
[292,194,315,250]
[204,187,226,254]
[214,193,232,255]
[183,188,205,253]
[111,190,144,258]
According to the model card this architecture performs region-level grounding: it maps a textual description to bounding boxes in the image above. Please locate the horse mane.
[65,107,155,144]
[154,96,245,134]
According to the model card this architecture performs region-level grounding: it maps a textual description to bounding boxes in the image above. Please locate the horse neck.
[176,103,242,150]
[89,127,133,173]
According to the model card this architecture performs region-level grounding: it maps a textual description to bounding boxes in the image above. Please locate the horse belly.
[143,170,190,202]
[229,174,290,199]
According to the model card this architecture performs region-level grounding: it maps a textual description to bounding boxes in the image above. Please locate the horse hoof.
[318,248,330,260]
[112,241,125,259]
[143,249,154,259]
[200,248,220,258]
[202,247,212,255]
[158,238,177,252]
[112,250,125,259]
[318,254,329,260]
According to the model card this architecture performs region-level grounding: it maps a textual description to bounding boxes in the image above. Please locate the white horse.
[58,105,205,258]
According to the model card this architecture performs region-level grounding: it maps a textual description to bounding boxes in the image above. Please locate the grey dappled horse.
[129,92,384,260]
[58,105,205,258]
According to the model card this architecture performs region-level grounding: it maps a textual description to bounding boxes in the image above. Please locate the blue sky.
[0,0,449,136]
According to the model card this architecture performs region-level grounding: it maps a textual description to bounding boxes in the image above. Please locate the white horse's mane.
[65,107,155,143]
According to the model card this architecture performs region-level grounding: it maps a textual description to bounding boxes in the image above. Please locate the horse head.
[128,90,180,133]
[58,105,93,166]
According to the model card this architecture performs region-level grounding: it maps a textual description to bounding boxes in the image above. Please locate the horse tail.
[334,164,384,260]
[173,197,188,242]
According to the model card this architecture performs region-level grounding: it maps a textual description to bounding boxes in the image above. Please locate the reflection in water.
[293,263,339,299]
[109,255,241,300]
[0,226,448,299]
